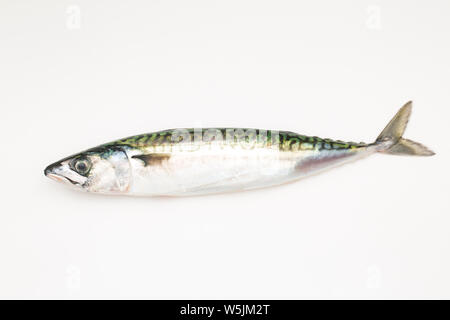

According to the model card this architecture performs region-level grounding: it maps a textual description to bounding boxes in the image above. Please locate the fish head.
[44,146,131,194]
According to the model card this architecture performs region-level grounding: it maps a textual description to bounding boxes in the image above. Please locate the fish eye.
[71,158,92,176]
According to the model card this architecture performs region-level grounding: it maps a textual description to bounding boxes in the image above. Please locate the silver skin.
[44,102,434,196]
[43,131,386,196]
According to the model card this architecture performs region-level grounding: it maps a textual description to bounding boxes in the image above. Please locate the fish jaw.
[44,160,88,190]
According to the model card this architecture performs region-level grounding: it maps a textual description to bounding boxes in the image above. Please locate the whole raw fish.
[44,101,434,196]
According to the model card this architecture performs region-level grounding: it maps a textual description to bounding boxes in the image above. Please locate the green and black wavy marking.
[102,129,367,152]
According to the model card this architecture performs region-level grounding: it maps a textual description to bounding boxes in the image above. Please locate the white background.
[0,0,449,299]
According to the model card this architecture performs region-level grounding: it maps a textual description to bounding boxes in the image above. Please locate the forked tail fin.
[376,101,435,156]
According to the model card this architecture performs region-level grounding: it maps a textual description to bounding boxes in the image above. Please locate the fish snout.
[44,162,60,176]
[44,159,88,187]
[44,162,68,184]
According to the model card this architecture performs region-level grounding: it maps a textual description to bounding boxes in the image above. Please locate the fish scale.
[44,102,434,196]
[105,128,367,151]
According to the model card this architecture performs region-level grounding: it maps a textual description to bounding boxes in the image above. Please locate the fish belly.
[126,145,371,196]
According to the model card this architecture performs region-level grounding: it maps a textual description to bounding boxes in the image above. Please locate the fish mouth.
[44,163,80,186]
[44,162,59,176]
[46,173,80,186]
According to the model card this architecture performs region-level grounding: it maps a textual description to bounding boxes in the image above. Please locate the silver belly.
[125,145,373,196]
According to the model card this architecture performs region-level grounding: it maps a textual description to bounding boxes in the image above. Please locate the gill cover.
[85,147,131,193]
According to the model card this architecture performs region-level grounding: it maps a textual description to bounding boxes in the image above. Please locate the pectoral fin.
[131,153,171,166]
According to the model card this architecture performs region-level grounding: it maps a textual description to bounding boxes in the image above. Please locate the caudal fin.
[376,101,435,156]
